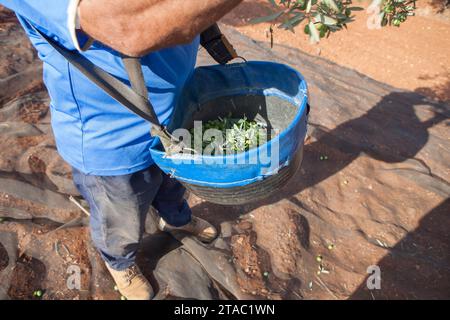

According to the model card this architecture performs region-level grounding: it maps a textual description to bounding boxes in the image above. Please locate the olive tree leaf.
[279,12,306,31]
[256,0,416,44]
[314,14,338,25]
[249,10,285,24]
[347,6,364,11]
[321,0,339,12]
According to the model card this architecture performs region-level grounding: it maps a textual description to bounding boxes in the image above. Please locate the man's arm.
[78,0,242,56]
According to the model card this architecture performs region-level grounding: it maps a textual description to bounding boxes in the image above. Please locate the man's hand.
[78,0,242,56]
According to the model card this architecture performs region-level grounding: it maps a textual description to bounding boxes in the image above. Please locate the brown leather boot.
[158,215,218,243]
[105,264,154,300]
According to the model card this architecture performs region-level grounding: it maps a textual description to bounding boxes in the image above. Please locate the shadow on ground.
[351,198,450,299]
[193,90,449,223]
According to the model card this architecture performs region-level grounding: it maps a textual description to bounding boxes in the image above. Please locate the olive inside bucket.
[150,61,309,205]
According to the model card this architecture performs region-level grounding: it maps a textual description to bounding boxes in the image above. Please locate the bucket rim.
[150,60,308,162]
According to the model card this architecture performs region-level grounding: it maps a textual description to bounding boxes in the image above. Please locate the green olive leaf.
[249,10,285,24]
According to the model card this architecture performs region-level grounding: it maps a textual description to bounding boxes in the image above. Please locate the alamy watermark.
[366,265,381,290]
[66,264,81,290]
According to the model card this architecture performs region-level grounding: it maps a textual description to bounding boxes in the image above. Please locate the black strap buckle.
[200,24,238,65]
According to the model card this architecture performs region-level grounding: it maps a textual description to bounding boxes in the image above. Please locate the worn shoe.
[105,263,154,300]
[158,216,218,243]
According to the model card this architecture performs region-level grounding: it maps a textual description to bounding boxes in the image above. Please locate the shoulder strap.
[29,23,162,128]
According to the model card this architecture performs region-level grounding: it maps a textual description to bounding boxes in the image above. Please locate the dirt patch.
[251,207,305,277]
[231,232,268,297]
[7,254,46,300]
[230,222,307,300]
[0,242,8,272]
[18,97,49,124]
[1,220,103,300]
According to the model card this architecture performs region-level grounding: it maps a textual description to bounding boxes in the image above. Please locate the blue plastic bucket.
[150,61,309,204]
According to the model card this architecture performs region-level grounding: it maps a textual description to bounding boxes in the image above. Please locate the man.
[1,0,242,300]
